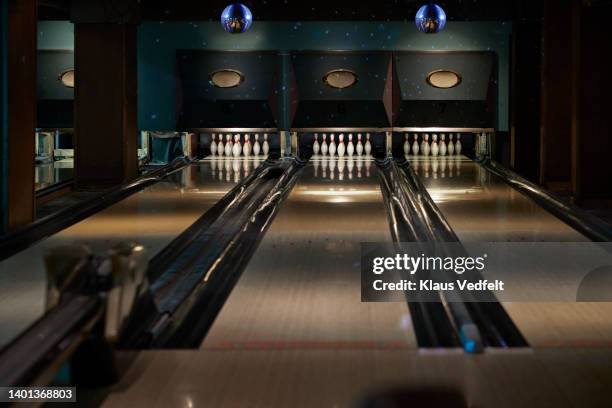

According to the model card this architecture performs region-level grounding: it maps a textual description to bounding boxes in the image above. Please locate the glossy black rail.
[395,158,528,349]
[0,157,193,261]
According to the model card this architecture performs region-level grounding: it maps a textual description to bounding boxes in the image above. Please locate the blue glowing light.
[415,4,447,34]
[221,3,253,34]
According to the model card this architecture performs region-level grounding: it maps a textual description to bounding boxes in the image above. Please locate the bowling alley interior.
[1,0,612,407]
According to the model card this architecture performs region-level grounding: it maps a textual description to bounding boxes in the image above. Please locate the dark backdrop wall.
[36,21,511,131]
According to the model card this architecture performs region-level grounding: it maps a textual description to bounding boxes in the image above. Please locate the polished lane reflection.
[202,157,416,350]
[0,157,258,348]
[413,155,612,347]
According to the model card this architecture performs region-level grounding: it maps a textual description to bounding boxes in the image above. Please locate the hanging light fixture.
[220,3,253,34]
[415,3,447,34]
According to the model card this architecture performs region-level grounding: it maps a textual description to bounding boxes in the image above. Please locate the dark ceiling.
[39,0,541,21]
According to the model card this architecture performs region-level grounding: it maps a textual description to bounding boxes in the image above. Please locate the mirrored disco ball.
[415,3,447,34]
[221,3,253,34]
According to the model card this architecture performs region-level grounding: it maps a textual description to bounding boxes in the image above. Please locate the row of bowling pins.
[312,133,372,157]
[210,133,270,157]
[209,156,260,183]
[313,156,373,180]
[413,156,464,179]
[403,133,462,157]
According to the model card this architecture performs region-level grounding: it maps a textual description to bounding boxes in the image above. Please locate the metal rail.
[0,157,192,261]
[396,158,528,349]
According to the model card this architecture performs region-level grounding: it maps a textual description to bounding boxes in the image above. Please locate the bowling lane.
[413,155,612,347]
[202,156,417,351]
[0,156,261,349]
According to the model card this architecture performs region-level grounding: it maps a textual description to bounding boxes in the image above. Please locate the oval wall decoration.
[426,69,462,89]
[209,69,245,88]
[322,69,359,89]
[58,69,75,88]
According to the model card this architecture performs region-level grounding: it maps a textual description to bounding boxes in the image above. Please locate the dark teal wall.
[139,21,511,131]
[36,21,511,133]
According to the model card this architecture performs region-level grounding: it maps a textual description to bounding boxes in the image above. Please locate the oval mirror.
[426,69,461,89]
[58,68,75,88]
[209,69,245,88]
[323,69,358,89]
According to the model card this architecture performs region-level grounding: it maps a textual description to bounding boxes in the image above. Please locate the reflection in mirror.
[323,69,359,89]
[58,68,74,88]
[426,69,462,89]
[209,69,245,88]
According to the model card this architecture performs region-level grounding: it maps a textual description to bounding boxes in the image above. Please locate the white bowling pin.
[232,134,242,157]
[365,133,372,155]
[337,134,346,157]
[321,134,328,156]
[253,134,261,156]
[347,134,355,157]
[243,134,251,157]
[447,134,455,155]
[224,134,233,156]
[337,158,345,181]
[347,157,355,179]
[455,134,462,155]
[423,134,430,156]
[412,134,419,156]
[440,134,447,156]
[431,134,439,157]
[313,133,320,155]
[217,135,225,156]
[263,133,270,156]
[211,134,217,156]
[403,134,410,156]
[356,134,364,156]
[329,134,337,156]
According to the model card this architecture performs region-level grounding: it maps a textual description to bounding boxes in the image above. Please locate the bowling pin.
[224,134,233,156]
[321,134,328,156]
[217,135,225,156]
[253,134,261,156]
[447,134,455,155]
[232,159,241,183]
[263,133,270,156]
[313,133,320,155]
[347,157,355,179]
[412,134,420,156]
[232,134,242,157]
[211,134,217,156]
[422,134,430,156]
[329,134,337,157]
[455,134,462,155]
[347,133,355,157]
[365,133,372,155]
[338,157,346,181]
[321,155,328,178]
[243,134,251,157]
[337,134,346,157]
[403,134,410,156]
[440,134,447,156]
[421,134,428,155]
[431,134,439,157]
[356,134,364,156]
[225,157,232,181]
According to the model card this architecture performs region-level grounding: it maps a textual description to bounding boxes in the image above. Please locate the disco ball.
[415,3,447,34]
[220,3,253,34]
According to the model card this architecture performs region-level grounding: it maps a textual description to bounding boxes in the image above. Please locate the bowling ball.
[220,3,253,34]
[415,3,447,34]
